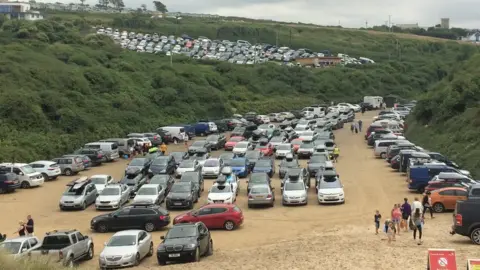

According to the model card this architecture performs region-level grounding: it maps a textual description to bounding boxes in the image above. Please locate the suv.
[0,163,44,188]
[72,149,106,166]
[165,182,198,210]
[91,202,170,232]
[51,157,84,176]
[0,172,20,193]
[29,160,62,181]
[29,229,94,267]
[59,177,98,210]
[281,168,310,189]
[156,222,213,265]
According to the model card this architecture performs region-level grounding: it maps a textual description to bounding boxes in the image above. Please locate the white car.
[89,174,114,194]
[299,131,316,141]
[207,181,236,204]
[275,143,293,158]
[29,160,62,181]
[202,158,224,178]
[317,175,345,204]
[132,137,152,147]
[268,113,285,122]
[95,184,131,210]
[258,115,270,123]
[175,159,200,178]
[99,230,153,269]
[293,126,310,136]
[282,180,308,206]
[0,163,44,188]
[233,141,251,156]
[133,184,165,205]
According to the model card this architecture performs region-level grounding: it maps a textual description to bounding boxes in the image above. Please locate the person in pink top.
[391,204,402,235]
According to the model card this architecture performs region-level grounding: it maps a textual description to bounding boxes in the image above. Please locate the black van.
[0,172,20,193]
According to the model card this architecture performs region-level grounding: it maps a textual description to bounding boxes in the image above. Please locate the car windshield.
[300,142,313,148]
[245,151,259,159]
[101,187,120,196]
[285,182,305,191]
[325,142,335,147]
[152,158,168,165]
[192,141,205,147]
[295,126,307,131]
[150,176,167,185]
[21,165,35,174]
[229,137,242,142]
[258,124,270,129]
[107,235,136,247]
[138,187,157,195]
[236,142,248,148]
[255,160,271,167]
[171,184,190,192]
[91,177,107,185]
[251,186,269,194]
[204,160,219,167]
[206,135,218,141]
[210,185,232,193]
[129,159,145,166]
[292,140,302,146]
[166,226,197,239]
[321,180,342,189]
[179,160,195,168]
[250,174,268,183]
[0,242,21,254]
[277,144,291,150]
[310,156,327,163]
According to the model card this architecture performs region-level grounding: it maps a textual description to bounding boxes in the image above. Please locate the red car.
[173,204,244,231]
[224,136,245,151]
[291,139,303,153]
[255,142,274,156]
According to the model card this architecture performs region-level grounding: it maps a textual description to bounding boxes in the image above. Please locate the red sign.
[467,259,480,270]
[427,249,457,270]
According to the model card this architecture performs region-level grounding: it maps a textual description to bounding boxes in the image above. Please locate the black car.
[188,140,211,153]
[247,172,271,193]
[156,129,173,144]
[245,150,263,171]
[149,174,175,195]
[143,132,163,146]
[231,127,247,138]
[219,153,235,166]
[157,222,213,264]
[307,154,330,177]
[165,182,199,210]
[315,169,338,188]
[205,134,227,150]
[278,158,300,179]
[72,149,106,166]
[148,156,176,176]
[90,203,170,233]
[360,102,374,111]
[126,157,151,175]
[179,171,204,197]
[169,151,189,166]
[0,172,20,193]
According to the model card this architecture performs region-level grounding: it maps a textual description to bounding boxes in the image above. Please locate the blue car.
[230,157,250,178]
[252,158,275,177]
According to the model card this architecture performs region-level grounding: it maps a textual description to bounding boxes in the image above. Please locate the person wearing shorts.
[401,198,412,232]
[391,204,402,235]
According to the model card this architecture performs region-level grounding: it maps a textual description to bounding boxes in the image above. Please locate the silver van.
[100,138,135,156]
[374,140,399,158]
[84,142,120,161]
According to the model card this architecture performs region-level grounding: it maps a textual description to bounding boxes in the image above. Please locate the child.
[374,210,381,235]
[387,221,395,243]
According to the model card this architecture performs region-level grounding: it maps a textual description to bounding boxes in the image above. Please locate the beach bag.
[409,218,416,230]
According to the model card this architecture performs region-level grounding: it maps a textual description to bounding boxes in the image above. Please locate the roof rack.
[45,229,77,235]
[66,176,89,186]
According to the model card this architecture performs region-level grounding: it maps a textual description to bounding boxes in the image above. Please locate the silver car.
[0,236,41,259]
[175,159,200,178]
[275,143,293,159]
[90,174,115,194]
[59,177,98,210]
[248,184,275,208]
[99,230,153,268]
[95,184,131,210]
[133,184,166,205]
[282,180,308,206]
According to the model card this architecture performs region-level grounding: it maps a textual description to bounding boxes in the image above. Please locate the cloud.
[81,0,479,28]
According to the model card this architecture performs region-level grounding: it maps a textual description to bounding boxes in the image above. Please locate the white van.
[363,96,384,109]
[0,163,44,188]
[302,106,326,119]
[84,142,120,161]
[160,126,185,143]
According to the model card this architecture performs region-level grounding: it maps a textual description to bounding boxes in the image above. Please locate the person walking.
[412,208,423,245]
[14,221,26,237]
[411,197,423,217]
[333,146,340,163]
[391,204,402,235]
[26,215,34,236]
[358,119,363,132]
[354,122,359,134]
[401,198,412,232]
[374,210,381,235]
[160,142,167,155]
[350,123,355,134]
[422,192,434,219]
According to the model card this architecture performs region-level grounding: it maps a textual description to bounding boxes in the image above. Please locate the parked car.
[59,177,98,210]
[282,177,308,206]
[245,150,263,170]
[201,158,224,178]
[89,174,114,194]
[148,156,176,176]
[99,230,153,268]
[207,178,236,204]
[173,203,244,230]
[252,158,275,177]
[0,236,41,259]
[148,174,175,195]
[95,184,131,210]
[126,158,151,175]
[247,172,271,194]
[317,173,345,204]
[188,140,211,153]
[205,134,226,150]
[91,203,170,232]
[72,149,106,166]
[0,172,20,193]
[248,184,275,208]
[430,187,468,213]
[230,157,250,178]
[233,141,251,156]
[0,163,44,188]
[165,182,199,210]
[156,222,213,264]
[450,199,480,244]
[133,184,166,205]
[29,160,62,181]
[175,159,200,178]
[179,171,205,197]
[224,136,245,151]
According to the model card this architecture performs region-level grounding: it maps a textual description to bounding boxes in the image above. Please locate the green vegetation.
[0,12,477,162]
[364,25,469,41]
[406,54,480,177]
[0,251,71,270]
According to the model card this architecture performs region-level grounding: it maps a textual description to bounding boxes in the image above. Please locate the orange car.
[430,187,468,213]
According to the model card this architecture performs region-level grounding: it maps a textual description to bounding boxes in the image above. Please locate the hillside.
[0,14,476,162]
[405,54,480,177]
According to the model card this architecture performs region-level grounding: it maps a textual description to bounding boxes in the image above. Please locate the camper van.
[363,96,384,109]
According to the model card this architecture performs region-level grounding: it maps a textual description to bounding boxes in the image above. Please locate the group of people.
[374,192,434,245]
[350,119,363,134]
[130,141,168,158]
[12,215,34,237]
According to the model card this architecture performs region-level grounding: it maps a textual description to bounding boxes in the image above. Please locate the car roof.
[202,203,236,208]
[438,172,467,179]
[30,160,56,165]
[90,174,110,178]
[433,186,467,193]
[139,184,160,188]
[112,230,144,236]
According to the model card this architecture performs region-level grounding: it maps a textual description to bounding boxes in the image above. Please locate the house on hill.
[0,1,43,20]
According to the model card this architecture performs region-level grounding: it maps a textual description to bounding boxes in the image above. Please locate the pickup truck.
[28,229,94,267]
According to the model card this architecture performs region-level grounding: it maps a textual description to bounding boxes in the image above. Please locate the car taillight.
[267,194,272,199]
[159,216,166,220]
[48,167,55,170]
[4,180,14,184]
[248,195,253,199]
[97,154,102,158]
[455,214,462,226]
[154,135,158,140]
[59,250,63,259]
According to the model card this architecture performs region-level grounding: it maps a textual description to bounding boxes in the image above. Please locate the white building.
[0,2,43,20]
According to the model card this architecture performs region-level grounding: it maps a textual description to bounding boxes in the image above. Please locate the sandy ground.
[1,111,477,269]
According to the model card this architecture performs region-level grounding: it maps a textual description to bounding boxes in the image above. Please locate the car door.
[209,207,229,228]
[86,184,97,204]
[439,189,457,209]
[111,208,132,230]
[74,232,88,257]
[198,224,209,253]
[69,233,82,259]
[196,207,215,228]
[121,185,129,204]
[138,231,149,257]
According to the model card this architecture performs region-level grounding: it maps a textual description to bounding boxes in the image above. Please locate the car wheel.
[433,203,445,213]
[134,253,140,266]
[147,242,154,257]
[65,257,74,268]
[81,201,87,210]
[21,181,30,188]
[380,152,386,159]
[207,240,213,256]
[96,223,108,233]
[223,220,235,231]
[144,222,155,232]
[86,245,94,260]
[470,228,480,245]
[193,247,200,262]
[41,173,49,181]
[64,168,73,176]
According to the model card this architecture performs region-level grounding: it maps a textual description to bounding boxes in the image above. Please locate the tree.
[97,0,108,8]
[141,4,147,11]
[80,0,85,6]
[153,1,167,13]
[108,0,124,10]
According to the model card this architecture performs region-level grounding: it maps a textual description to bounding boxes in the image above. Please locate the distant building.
[166,12,219,18]
[462,31,480,43]
[0,2,43,20]
[441,18,450,29]
[395,23,419,29]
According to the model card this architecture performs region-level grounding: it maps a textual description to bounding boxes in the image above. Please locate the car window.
[198,208,213,216]
[116,208,130,216]
[211,207,228,214]
[130,208,155,215]
[471,189,480,196]
[71,234,78,244]
[28,238,38,247]
[21,241,31,250]
[455,190,467,197]
[439,190,455,196]
[139,231,147,241]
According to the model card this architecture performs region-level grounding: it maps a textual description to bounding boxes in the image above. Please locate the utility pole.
[388,15,391,32]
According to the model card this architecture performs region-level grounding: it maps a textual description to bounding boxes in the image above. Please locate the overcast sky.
[55,0,479,29]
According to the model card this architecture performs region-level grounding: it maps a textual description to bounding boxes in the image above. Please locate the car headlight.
[123,253,135,259]
[157,245,166,252]
[184,243,196,250]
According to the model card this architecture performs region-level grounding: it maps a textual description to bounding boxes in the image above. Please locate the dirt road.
[0,111,476,269]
